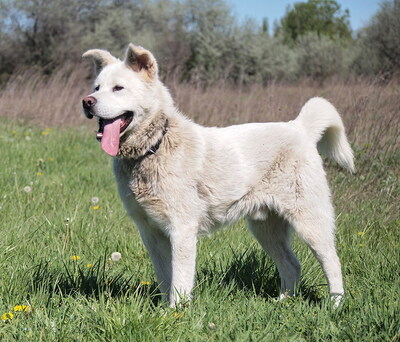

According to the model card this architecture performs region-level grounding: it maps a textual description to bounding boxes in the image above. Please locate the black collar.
[135,119,169,162]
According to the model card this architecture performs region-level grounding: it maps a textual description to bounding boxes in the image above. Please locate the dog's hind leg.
[290,208,344,306]
[247,212,301,298]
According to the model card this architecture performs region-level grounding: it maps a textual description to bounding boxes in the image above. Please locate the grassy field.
[0,74,399,341]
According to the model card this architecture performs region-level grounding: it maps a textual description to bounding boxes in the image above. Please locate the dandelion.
[41,128,52,136]
[1,312,14,321]
[91,197,99,204]
[71,255,81,261]
[14,305,31,312]
[140,281,151,286]
[23,186,32,193]
[36,172,43,176]
[86,264,93,268]
[172,312,185,319]
[111,252,122,262]
[92,205,100,210]
[357,231,365,237]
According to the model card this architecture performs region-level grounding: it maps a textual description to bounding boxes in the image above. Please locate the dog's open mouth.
[96,111,134,156]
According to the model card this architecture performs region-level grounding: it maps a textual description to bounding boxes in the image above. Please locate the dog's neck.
[118,111,169,160]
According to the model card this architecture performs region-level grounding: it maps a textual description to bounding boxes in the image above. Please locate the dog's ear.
[124,44,158,81]
[82,49,118,75]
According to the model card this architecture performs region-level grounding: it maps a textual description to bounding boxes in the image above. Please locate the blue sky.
[228,0,382,32]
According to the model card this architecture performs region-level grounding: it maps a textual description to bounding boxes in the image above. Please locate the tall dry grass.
[172,80,400,157]
[0,67,89,127]
[1,68,399,164]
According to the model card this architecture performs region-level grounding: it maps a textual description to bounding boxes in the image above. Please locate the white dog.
[82,44,354,307]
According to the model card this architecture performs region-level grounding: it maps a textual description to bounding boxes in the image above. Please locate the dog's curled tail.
[296,97,355,173]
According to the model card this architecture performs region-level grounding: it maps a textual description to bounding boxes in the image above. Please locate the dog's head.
[82,44,170,156]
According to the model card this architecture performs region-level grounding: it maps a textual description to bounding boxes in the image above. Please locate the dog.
[82,44,354,307]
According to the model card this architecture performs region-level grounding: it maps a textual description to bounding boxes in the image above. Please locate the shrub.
[295,32,345,81]
[351,0,400,76]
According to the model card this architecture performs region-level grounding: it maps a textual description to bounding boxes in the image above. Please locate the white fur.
[83,45,354,307]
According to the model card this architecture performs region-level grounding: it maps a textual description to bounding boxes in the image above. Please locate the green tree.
[0,0,108,75]
[276,0,352,45]
[296,32,345,81]
[182,0,235,82]
[352,0,400,76]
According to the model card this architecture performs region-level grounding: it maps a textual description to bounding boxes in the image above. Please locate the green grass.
[0,122,399,341]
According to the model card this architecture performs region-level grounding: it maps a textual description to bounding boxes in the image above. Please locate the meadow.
[0,70,399,341]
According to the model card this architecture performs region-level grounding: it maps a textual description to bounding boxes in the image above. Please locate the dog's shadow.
[31,251,323,306]
[198,247,280,299]
[30,258,162,306]
[198,247,324,304]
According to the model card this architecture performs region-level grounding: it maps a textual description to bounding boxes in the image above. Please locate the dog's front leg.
[137,225,172,300]
[168,228,198,307]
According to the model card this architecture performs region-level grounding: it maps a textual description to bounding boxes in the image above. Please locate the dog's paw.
[331,293,344,308]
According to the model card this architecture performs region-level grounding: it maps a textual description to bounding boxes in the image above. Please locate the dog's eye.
[94,85,100,91]
[113,85,124,92]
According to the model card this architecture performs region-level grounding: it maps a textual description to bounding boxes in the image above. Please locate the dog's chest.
[113,158,169,227]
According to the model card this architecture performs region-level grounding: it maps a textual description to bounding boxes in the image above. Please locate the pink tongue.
[101,118,121,156]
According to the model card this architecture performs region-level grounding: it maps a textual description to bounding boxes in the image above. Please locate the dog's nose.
[82,96,97,109]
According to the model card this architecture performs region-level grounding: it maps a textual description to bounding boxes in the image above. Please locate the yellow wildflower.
[71,255,81,261]
[92,205,100,210]
[1,312,14,321]
[14,305,31,312]
[172,312,185,319]
[86,264,93,268]
[140,281,151,285]
[41,128,52,136]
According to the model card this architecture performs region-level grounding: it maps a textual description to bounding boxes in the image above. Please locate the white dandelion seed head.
[23,186,32,193]
[111,252,122,262]
[91,197,99,204]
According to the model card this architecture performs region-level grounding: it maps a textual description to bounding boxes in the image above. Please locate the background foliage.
[0,0,400,84]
